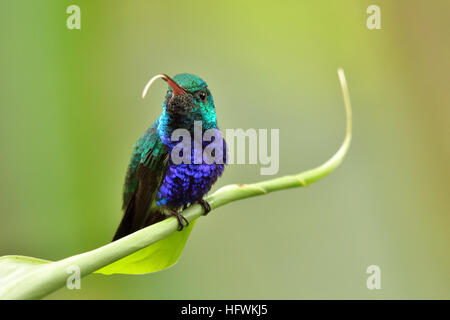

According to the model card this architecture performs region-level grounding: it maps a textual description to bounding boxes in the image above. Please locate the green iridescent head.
[166,73,216,130]
[142,73,217,131]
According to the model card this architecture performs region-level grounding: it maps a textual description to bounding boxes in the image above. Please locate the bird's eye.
[197,91,207,102]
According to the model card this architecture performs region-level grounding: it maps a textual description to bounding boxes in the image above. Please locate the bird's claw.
[171,210,189,231]
[198,199,211,216]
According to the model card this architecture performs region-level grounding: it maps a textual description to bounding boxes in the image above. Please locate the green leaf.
[0,215,196,299]
[0,256,51,299]
[96,220,196,275]
[0,221,196,299]
[0,256,50,291]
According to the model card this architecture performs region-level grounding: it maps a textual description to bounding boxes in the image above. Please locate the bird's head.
[143,73,217,130]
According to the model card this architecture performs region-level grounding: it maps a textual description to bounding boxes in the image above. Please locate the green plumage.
[122,119,165,208]
[114,119,170,240]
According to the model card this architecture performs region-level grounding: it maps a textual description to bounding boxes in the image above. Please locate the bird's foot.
[198,199,211,216]
[170,209,189,231]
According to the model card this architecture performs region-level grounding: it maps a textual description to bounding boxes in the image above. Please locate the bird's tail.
[112,195,165,241]
[111,196,137,241]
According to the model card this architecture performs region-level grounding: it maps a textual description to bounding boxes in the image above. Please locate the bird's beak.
[142,74,187,99]
[162,74,187,96]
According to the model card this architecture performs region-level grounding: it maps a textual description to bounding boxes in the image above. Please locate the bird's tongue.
[142,74,187,99]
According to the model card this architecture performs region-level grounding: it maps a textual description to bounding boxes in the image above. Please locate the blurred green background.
[0,0,449,299]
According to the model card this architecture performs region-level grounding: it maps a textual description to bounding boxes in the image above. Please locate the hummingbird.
[113,73,226,241]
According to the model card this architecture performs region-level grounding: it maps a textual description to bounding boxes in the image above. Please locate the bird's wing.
[102,120,197,275]
[113,120,169,240]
